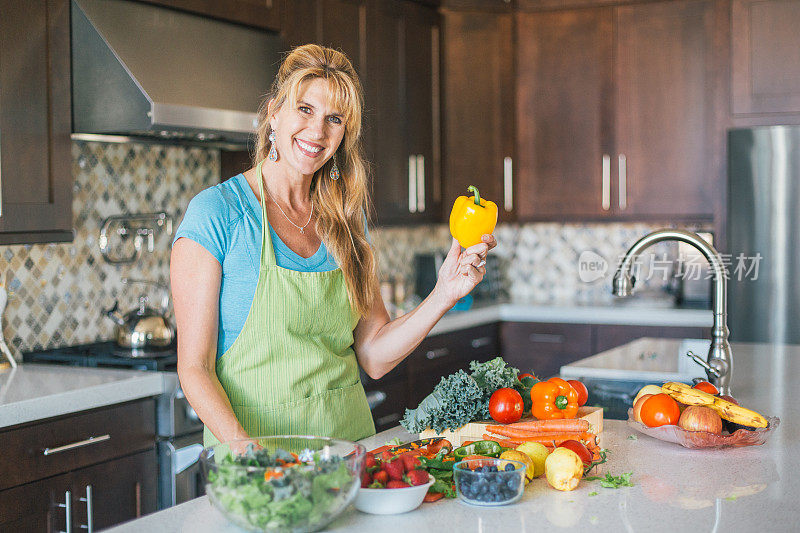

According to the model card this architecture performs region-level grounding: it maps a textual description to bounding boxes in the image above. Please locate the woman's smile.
[295,138,324,158]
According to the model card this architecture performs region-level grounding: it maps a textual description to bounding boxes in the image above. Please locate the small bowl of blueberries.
[453,458,526,506]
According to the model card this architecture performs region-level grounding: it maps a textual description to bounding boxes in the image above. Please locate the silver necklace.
[263,180,314,234]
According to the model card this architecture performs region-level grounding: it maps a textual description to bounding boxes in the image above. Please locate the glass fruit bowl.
[626,409,780,449]
[199,435,365,532]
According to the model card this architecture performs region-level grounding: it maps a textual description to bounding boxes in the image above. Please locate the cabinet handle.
[416,155,425,212]
[57,491,72,533]
[79,485,93,533]
[365,390,387,409]
[377,413,402,426]
[408,155,417,213]
[528,333,566,344]
[601,154,611,210]
[618,153,627,210]
[503,156,513,211]
[425,347,450,360]
[43,434,111,456]
[470,336,492,349]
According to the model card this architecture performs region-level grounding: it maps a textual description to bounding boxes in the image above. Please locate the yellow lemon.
[515,442,550,478]
[499,450,535,483]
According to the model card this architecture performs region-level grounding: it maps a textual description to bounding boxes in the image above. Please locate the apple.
[678,405,722,434]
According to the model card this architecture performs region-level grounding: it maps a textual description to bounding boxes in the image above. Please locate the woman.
[170,44,496,447]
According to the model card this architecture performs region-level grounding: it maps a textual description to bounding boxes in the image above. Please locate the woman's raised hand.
[433,234,497,308]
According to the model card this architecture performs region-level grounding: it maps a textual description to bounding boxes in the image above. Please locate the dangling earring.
[268,130,278,162]
[330,156,340,180]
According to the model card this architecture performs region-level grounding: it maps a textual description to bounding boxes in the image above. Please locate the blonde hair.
[254,44,378,317]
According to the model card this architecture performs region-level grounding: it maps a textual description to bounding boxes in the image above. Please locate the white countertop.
[107,341,799,532]
[0,364,165,429]
[429,299,712,335]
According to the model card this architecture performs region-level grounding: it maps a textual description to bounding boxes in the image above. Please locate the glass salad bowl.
[199,435,365,532]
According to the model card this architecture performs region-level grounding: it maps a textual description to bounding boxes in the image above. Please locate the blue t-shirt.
[173,173,349,358]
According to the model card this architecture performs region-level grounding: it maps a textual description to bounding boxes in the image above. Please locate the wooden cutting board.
[419,406,603,446]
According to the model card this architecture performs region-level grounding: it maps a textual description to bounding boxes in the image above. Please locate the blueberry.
[489,465,498,472]
[507,478,519,491]
[505,463,515,472]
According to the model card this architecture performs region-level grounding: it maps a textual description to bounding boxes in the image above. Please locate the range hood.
[71,0,281,145]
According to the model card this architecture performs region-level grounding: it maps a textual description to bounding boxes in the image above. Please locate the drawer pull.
[57,491,72,533]
[425,348,450,360]
[43,434,111,456]
[470,336,492,349]
[528,333,566,344]
[377,413,402,426]
[365,390,387,409]
[79,485,93,533]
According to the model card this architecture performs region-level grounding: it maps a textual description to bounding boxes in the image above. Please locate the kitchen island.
[106,341,799,532]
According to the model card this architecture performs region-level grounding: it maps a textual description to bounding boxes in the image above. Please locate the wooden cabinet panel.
[136,0,282,31]
[0,399,155,491]
[732,0,800,115]
[500,322,594,379]
[593,324,710,354]
[0,0,73,244]
[614,0,714,218]
[0,470,72,533]
[515,8,612,219]
[70,450,158,530]
[365,379,409,432]
[442,10,514,218]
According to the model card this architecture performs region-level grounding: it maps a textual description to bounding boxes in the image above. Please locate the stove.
[23,341,204,510]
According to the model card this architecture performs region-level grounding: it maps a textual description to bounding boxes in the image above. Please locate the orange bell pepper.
[449,185,498,248]
[530,377,579,419]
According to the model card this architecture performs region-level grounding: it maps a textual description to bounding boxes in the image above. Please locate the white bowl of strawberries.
[355,451,435,514]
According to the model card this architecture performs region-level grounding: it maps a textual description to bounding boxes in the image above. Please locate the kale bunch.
[400,357,521,433]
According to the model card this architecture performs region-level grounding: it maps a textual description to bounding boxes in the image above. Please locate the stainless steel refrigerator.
[728,126,800,344]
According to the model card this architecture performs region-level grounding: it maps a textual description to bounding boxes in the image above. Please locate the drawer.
[364,379,409,432]
[500,322,594,379]
[411,323,500,371]
[0,399,156,491]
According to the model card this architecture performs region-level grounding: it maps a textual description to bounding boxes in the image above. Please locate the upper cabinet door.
[0,0,73,244]
[442,10,515,220]
[404,1,441,220]
[614,0,714,219]
[515,8,613,219]
[732,0,800,115]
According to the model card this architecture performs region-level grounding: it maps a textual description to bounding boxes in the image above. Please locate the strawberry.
[380,450,394,462]
[386,480,411,488]
[372,470,389,485]
[364,453,379,472]
[383,458,405,481]
[361,471,372,488]
[400,453,421,472]
[405,469,429,486]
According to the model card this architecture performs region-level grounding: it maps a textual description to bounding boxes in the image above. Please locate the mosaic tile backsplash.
[0,140,705,357]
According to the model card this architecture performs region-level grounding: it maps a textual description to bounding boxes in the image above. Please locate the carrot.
[481,434,521,447]
[506,419,589,434]
[485,425,582,440]
[487,432,584,446]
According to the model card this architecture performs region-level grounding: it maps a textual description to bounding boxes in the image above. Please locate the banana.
[661,382,769,428]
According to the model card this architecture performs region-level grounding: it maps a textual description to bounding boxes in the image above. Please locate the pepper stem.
[555,395,568,410]
[467,185,482,206]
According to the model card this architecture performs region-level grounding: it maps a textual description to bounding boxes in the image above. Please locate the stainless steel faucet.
[612,229,733,394]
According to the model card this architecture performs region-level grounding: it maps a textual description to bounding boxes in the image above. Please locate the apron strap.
[255,159,277,268]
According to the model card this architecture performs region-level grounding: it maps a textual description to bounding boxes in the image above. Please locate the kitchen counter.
[0,364,165,428]
[107,341,798,532]
[429,298,712,335]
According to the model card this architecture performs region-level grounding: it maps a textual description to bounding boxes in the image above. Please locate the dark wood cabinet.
[442,9,515,219]
[515,8,612,219]
[0,399,158,531]
[613,0,715,219]
[731,0,800,115]
[135,0,282,31]
[0,0,73,244]
[500,322,594,379]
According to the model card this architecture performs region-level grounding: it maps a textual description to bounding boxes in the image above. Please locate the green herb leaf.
[596,472,634,489]
[589,491,599,497]
[627,435,638,440]
[384,437,403,446]
[725,495,737,501]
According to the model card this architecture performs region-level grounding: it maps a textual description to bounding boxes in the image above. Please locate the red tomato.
[692,381,719,395]
[567,379,589,407]
[488,388,524,424]
[640,393,681,428]
[558,440,592,466]
[518,372,537,381]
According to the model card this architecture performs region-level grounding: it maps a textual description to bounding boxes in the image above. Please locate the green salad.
[207,445,356,531]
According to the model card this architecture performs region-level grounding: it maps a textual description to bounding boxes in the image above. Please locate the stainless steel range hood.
[71,0,280,145]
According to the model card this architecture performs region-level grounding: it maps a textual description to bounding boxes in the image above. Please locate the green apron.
[203,160,376,446]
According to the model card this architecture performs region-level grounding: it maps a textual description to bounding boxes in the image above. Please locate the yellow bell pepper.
[449,185,498,248]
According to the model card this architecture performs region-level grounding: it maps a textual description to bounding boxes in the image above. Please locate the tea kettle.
[103,278,174,349]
